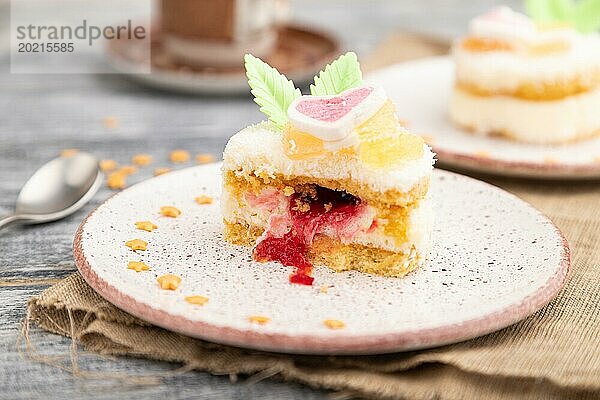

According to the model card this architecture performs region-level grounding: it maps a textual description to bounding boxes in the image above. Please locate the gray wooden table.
[0,1,518,398]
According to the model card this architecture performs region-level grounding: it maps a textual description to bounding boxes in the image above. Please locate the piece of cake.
[222,53,435,285]
[449,6,600,144]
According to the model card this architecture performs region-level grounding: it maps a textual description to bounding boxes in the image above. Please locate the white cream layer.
[449,86,600,143]
[453,34,600,93]
[221,184,434,254]
[222,122,435,193]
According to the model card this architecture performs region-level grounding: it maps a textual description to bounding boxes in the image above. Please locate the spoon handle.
[0,215,22,230]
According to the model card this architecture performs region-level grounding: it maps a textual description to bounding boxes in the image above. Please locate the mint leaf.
[526,0,600,32]
[526,0,572,21]
[310,52,363,96]
[244,54,301,130]
[573,0,600,32]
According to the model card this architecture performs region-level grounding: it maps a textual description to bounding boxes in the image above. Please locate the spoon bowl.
[0,152,102,229]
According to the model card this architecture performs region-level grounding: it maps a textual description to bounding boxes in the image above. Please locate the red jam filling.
[253,186,366,285]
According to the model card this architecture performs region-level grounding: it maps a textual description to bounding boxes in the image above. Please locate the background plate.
[366,57,600,179]
[75,164,569,355]
[107,25,340,95]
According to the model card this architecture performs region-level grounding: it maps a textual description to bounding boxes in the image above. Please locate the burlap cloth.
[25,34,600,399]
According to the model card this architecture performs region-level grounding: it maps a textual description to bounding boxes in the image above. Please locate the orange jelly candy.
[283,124,325,160]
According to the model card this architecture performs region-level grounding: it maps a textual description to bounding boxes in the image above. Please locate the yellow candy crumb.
[99,159,118,172]
[323,319,345,330]
[118,165,138,175]
[248,315,270,325]
[184,295,209,306]
[154,167,171,176]
[135,221,157,232]
[157,274,181,290]
[544,156,559,165]
[132,154,153,166]
[170,150,190,163]
[127,261,149,272]
[60,148,79,158]
[195,195,213,205]
[196,153,215,164]
[319,285,329,294]
[125,239,148,251]
[160,206,181,218]
[103,116,120,129]
[283,186,295,197]
[106,171,127,190]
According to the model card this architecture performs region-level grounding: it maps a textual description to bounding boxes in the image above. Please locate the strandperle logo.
[15,20,147,46]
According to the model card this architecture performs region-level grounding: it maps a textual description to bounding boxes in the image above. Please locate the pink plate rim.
[73,169,571,355]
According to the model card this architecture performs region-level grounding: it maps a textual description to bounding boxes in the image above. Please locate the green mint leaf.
[573,0,600,32]
[526,0,573,21]
[244,54,301,130]
[310,52,363,96]
[526,0,600,32]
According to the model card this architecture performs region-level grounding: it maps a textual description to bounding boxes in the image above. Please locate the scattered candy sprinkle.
[154,167,171,176]
[196,153,215,164]
[248,316,270,325]
[184,295,209,306]
[135,221,158,232]
[157,274,181,290]
[127,261,149,272]
[195,195,213,205]
[160,206,181,218]
[106,172,127,190]
[323,319,345,330]
[60,149,79,158]
[132,154,153,166]
[170,150,190,163]
[125,239,148,251]
[99,159,118,172]
[118,165,138,175]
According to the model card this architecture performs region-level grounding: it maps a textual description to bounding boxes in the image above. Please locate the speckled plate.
[366,57,600,179]
[74,164,569,355]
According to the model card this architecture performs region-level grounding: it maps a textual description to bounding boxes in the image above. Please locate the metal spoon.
[0,152,103,229]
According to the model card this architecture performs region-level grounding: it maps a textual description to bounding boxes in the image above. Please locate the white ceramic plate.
[75,164,569,355]
[366,57,600,179]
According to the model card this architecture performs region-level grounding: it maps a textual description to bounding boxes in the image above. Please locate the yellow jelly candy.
[283,124,325,160]
[354,100,398,141]
[359,133,424,169]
